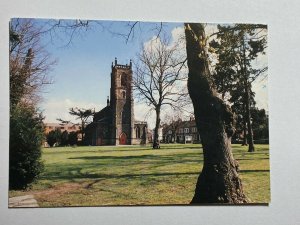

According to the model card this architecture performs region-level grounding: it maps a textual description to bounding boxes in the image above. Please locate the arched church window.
[122,91,126,98]
[121,73,127,86]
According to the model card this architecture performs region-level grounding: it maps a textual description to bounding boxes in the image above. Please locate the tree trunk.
[184,23,248,204]
[172,131,175,143]
[153,107,161,148]
[242,104,248,146]
[241,36,255,153]
[244,85,255,152]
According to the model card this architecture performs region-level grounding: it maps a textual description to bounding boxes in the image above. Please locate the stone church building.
[85,58,148,145]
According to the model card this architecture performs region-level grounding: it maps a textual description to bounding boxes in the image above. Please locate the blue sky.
[42,21,181,102]
[34,19,268,128]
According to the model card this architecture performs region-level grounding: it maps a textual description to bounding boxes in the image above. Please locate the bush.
[68,131,78,146]
[46,129,61,147]
[60,130,69,146]
[9,104,44,190]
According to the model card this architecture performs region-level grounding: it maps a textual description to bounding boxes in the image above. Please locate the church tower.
[110,58,134,145]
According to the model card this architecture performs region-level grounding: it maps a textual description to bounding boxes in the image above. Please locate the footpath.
[9,195,39,207]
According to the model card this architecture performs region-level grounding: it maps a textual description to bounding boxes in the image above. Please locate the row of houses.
[43,123,82,147]
[162,119,201,144]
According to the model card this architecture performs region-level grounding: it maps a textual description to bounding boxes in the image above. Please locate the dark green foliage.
[46,129,61,147]
[68,131,78,146]
[210,24,268,152]
[60,130,69,146]
[9,104,44,190]
[251,108,269,142]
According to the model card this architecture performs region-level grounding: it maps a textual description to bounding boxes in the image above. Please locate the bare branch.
[133,35,189,146]
[10,18,56,106]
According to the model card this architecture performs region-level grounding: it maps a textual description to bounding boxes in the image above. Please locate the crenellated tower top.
[111,57,132,70]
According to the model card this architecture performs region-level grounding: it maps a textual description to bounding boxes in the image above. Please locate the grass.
[9,144,270,206]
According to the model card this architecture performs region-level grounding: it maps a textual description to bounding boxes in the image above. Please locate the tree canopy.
[209,24,268,151]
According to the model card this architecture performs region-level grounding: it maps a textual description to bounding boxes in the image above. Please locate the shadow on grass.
[65,154,204,172]
[68,151,203,161]
[41,163,269,182]
[240,169,270,173]
[235,157,269,161]
[66,152,204,168]
[41,171,201,181]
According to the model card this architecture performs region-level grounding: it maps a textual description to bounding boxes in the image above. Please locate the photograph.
[8,18,269,207]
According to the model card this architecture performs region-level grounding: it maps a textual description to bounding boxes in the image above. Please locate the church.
[85,58,148,145]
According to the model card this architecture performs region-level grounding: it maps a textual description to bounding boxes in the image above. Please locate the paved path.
[9,195,39,208]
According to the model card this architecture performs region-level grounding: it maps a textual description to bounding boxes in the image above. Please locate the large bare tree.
[134,36,187,148]
[10,19,55,106]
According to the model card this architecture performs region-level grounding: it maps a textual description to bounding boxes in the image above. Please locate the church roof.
[93,105,112,123]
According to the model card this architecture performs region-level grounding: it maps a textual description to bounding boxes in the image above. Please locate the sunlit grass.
[9,144,270,206]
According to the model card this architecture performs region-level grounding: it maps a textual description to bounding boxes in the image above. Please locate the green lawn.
[9,144,270,206]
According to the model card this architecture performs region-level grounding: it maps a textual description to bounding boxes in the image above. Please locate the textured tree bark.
[184,23,248,204]
[153,107,161,148]
[245,85,255,152]
[242,105,248,146]
[241,37,255,153]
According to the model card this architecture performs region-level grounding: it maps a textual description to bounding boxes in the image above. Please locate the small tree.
[60,130,69,146]
[9,104,44,189]
[68,131,78,146]
[68,107,94,144]
[46,129,61,147]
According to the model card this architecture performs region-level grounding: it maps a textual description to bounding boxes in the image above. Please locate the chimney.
[115,57,117,65]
